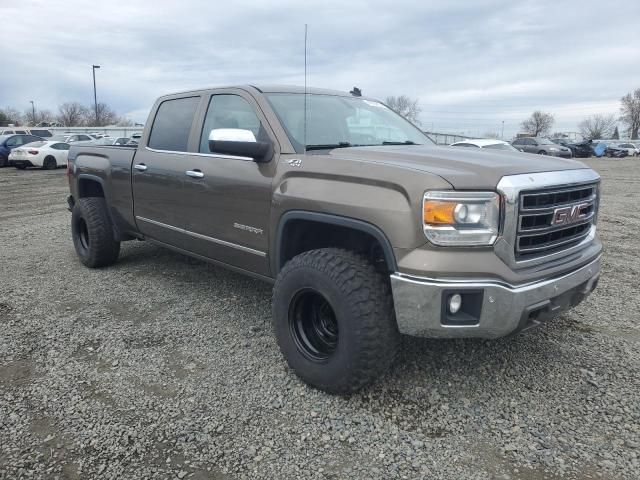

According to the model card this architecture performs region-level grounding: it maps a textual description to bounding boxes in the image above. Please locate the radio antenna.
[304,23,308,154]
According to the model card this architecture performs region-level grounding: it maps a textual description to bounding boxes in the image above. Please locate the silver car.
[512,137,573,158]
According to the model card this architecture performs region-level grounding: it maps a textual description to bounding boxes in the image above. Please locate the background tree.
[521,111,554,136]
[1,107,23,126]
[116,117,134,127]
[385,95,422,124]
[82,102,118,127]
[612,126,620,139]
[24,108,54,126]
[57,102,88,127]
[620,88,640,139]
[578,114,617,139]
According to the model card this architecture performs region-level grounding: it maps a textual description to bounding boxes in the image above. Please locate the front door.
[178,91,277,276]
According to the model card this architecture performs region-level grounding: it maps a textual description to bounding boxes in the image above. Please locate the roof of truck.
[161,85,363,98]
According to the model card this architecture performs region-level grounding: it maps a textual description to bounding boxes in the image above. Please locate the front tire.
[71,197,120,268]
[272,248,400,394]
[538,150,547,155]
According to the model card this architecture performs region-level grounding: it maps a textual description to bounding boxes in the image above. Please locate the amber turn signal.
[423,200,456,225]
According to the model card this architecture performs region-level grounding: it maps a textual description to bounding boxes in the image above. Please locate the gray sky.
[1,0,638,138]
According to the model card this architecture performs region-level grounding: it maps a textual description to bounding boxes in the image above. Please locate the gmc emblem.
[551,203,591,226]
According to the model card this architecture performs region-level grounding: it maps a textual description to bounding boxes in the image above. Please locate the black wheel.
[0,156,7,167]
[43,156,57,170]
[71,197,120,268]
[272,248,400,394]
[538,150,547,155]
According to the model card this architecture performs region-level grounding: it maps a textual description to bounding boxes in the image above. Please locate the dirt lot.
[0,159,639,480]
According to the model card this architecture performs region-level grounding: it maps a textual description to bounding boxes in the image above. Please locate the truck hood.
[328,144,589,189]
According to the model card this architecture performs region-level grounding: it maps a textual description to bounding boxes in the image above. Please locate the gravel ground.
[0,159,638,480]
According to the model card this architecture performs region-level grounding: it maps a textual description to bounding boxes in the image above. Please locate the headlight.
[423,191,500,246]
[549,147,558,151]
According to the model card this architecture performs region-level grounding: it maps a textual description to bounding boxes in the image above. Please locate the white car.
[450,138,521,152]
[616,142,639,156]
[49,133,96,143]
[8,141,70,169]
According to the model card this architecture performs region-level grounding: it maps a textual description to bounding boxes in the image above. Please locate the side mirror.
[208,128,272,162]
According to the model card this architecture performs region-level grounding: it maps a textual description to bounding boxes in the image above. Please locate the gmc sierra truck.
[67,85,602,394]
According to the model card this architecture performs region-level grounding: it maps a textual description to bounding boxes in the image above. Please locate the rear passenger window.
[149,96,200,152]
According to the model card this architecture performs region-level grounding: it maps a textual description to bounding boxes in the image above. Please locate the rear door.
[132,95,202,246]
[178,90,278,276]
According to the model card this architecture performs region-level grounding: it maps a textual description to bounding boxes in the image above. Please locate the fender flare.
[273,210,397,274]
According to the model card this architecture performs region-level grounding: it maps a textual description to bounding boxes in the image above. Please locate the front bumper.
[390,255,600,339]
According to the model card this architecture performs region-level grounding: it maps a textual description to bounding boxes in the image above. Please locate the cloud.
[1,0,638,137]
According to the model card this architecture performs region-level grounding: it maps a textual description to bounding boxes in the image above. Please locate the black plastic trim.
[274,211,397,275]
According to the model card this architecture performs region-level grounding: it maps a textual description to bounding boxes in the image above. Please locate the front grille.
[516,183,598,257]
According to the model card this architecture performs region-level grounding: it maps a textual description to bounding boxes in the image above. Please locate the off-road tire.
[272,248,400,394]
[71,197,120,268]
[43,156,57,170]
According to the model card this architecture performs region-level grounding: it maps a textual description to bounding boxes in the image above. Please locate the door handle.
[185,169,204,179]
[134,163,147,171]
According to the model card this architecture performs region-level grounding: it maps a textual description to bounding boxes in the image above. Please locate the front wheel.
[538,150,547,155]
[71,197,120,268]
[272,248,400,394]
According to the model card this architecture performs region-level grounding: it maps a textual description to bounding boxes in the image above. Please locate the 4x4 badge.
[288,158,303,167]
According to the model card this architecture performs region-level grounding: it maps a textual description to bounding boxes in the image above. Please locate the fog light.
[448,294,462,314]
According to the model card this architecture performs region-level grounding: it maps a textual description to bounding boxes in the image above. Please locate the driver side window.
[199,95,267,154]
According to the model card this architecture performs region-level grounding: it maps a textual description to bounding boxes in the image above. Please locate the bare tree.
[82,102,118,127]
[57,102,88,127]
[23,108,54,126]
[521,111,554,136]
[1,107,23,126]
[578,114,617,139]
[620,88,640,140]
[385,95,422,124]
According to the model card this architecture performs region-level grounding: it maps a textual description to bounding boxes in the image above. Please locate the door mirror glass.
[208,128,272,162]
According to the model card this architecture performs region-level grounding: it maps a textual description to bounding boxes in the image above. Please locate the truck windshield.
[265,93,433,153]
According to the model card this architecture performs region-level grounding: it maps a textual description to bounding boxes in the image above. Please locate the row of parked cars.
[450,136,639,159]
[0,130,142,169]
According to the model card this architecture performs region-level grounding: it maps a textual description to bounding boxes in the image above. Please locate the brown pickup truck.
[67,85,602,393]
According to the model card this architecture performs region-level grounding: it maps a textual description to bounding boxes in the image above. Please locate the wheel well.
[278,217,395,274]
[78,178,105,198]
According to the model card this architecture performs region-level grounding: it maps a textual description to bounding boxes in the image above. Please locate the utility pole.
[501,120,504,140]
[92,65,100,126]
[29,100,35,125]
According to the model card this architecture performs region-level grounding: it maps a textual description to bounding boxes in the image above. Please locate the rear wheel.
[272,248,400,394]
[43,156,57,170]
[538,150,547,155]
[71,197,120,268]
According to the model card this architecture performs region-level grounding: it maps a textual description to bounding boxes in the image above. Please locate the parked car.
[604,143,629,158]
[0,128,52,137]
[67,85,601,394]
[450,139,521,152]
[0,134,44,167]
[75,137,132,146]
[551,138,592,158]
[512,137,573,157]
[615,142,639,156]
[8,141,70,169]
[50,133,96,143]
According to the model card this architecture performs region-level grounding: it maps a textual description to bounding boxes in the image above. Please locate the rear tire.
[272,248,400,394]
[43,156,57,170]
[71,197,120,268]
[538,150,547,155]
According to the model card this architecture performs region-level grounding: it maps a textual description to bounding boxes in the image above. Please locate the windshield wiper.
[382,140,418,145]
[305,142,352,151]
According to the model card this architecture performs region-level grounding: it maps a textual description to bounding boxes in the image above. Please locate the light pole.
[29,100,35,125]
[92,65,100,126]
[501,120,504,140]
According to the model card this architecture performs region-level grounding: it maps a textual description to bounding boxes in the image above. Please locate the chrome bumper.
[390,256,601,339]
